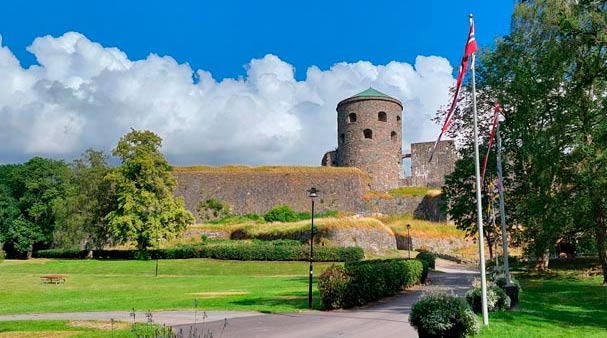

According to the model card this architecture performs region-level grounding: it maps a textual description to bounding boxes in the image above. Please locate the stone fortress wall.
[401,140,457,188]
[173,89,457,223]
[173,166,370,223]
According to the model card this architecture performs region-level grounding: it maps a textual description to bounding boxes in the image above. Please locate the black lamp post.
[406,224,411,259]
[307,187,318,309]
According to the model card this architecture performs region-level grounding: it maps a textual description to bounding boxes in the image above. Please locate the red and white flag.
[429,17,478,162]
[480,102,501,186]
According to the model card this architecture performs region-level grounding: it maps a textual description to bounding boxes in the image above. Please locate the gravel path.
[0,259,478,338]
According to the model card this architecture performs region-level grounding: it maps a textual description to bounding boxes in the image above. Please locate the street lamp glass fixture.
[307,187,318,199]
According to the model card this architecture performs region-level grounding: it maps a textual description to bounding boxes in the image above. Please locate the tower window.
[391,131,397,142]
[363,129,373,139]
[396,115,401,122]
[348,112,357,123]
[378,111,387,122]
[340,133,345,143]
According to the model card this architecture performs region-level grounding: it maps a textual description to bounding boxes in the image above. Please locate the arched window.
[363,129,373,139]
[340,133,345,143]
[378,111,387,122]
[348,112,357,123]
[391,131,397,142]
[396,115,401,122]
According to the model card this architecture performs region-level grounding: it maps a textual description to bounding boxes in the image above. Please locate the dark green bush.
[465,284,511,313]
[263,205,298,222]
[318,265,350,309]
[318,258,422,309]
[416,258,430,284]
[402,259,423,288]
[410,293,480,338]
[416,251,436,269]
[34,249,89,259]
[34,242,363,262]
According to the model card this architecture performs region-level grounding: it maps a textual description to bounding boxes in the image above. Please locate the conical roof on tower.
[337,87,403,109]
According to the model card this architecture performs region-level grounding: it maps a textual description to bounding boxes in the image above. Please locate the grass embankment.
[0,258,334,315]
[478,258,607,337]
[172,165,366,175]
[191,216,392,240]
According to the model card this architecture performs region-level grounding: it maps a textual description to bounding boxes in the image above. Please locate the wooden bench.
[40,274,67,284]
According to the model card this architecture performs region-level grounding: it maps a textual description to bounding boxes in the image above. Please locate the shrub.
[417,258,430,284]
[318,265,350,309]
[0,249,5,263]
[410,293,480,338]
[402,259,424,288]
[319,258,422,308]
[263,205,299,222]
[494,275,522,293]
[465,284,511,313]
[34,242,364,262]
[416,251,436,269]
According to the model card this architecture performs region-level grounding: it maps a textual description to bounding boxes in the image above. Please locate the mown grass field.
[0,258,335,315]
[0,320,154,338]
[478,258,607,337]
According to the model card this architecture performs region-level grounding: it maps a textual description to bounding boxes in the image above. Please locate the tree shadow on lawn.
[227,276,321,311]
[508,276,607,330]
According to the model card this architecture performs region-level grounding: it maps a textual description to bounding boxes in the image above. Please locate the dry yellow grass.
[69,321,129,331]
[379,215,466,239]
[0,333,77,338]
[388,187,442,197]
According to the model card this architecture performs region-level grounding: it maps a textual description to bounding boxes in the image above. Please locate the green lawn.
[0,258,335,315]
[478,262,607,337]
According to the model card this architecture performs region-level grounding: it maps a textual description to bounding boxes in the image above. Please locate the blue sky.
[0,1,515,165]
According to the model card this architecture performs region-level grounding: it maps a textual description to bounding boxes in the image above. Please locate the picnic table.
[40,274,67,284]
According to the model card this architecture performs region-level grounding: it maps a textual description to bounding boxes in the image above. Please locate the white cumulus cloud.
[0,32,454,165]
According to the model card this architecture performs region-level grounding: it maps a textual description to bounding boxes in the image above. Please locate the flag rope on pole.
[481,102,502,186]
[429,17,478,162]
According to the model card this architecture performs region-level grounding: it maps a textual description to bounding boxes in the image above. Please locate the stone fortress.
[174,88,457,221]
[321,88,457,191]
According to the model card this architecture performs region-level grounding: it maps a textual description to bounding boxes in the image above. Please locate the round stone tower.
[336,88,403,191]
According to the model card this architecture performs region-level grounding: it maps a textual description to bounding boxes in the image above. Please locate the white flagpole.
[469,13,489,326]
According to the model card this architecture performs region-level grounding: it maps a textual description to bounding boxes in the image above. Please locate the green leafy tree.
[54,149,117,252]
[0,158,69,258]
[106,129,194,251]
[441,0,607,278]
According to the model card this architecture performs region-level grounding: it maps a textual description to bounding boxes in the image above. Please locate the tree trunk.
[535,248,550,271]
[486,230,494,260]
[26,244,33,260]
[594,226,607,285]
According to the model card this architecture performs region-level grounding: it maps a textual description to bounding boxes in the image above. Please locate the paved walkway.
[0,259,477,338]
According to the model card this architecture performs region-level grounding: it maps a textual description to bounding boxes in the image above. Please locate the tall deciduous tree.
[0,158,69,258]
[106,129,194,251]
[54,149,117,252]
[441,0,607,280]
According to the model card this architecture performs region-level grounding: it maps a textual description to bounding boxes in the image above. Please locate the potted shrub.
[410,293,479,338]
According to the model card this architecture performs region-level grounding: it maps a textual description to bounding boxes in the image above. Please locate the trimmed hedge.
[416,251,436,270]
[319,258,423,309]
[34,243,364,262]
